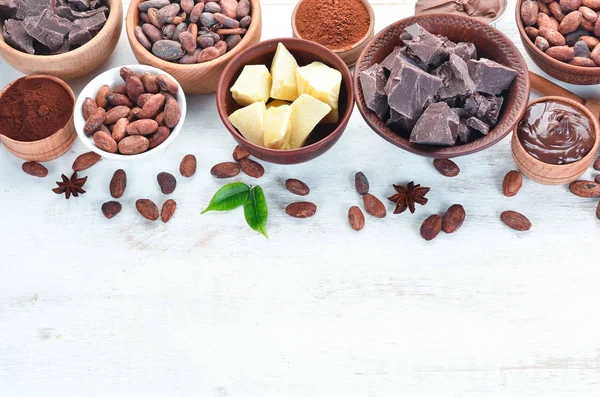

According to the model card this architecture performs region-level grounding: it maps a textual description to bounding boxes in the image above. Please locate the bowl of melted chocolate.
[512,96,600,185]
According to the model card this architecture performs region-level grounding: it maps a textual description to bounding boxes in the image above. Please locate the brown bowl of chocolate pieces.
[516,0,600,85]
[0,0,123,80]
[354,14,531,158]
[126,0,262,94]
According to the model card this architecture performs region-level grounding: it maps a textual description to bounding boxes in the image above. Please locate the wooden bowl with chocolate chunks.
[126,0,262,95]
[354,14,531,158]
[0,0,122,80]
[516,0,600,86]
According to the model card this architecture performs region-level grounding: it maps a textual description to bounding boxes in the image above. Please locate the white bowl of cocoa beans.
[74,64,187,161]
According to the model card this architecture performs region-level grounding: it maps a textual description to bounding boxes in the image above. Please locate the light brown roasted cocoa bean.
[126,75,145,103]
[179,154,197,177]
[239,158,264,178]
[549,1,566,20]
[157,74,179,95]
[107,93,133,107]
[104,106,131,125]
[420,214,443,241]
[164,94,181,128]
[539,1,551,14]
[502,170,523,197]
[442,204,466,234]
[197,47,220,62]
[348,206,365,231]
[82,97,98,120]
[581,0,600,9]
[286,179,310,196]
[580,35,600,48]
[210,162,241,178]
[569,180,600,197]
[102,201,122,219]
[118,135,150,155]
[111,118,129,142]
[126,119,159,136]
[500,211,532,231]
[522,0,540,25]
[536,36,551,50]
[538,12,560,29]
[161,199,177,223]
[157,172,177,194]
[433,158,460,177]
[286,202,317,218]
[72,151,102,171]
[120,66,137,82]
[22,161,48,178]
[93,130,118,153]
[363,193,386,218]
[148,126,171,149]
[141,72,161,94]
[112,84,127,95]
[95,85,110,108]
[136,93,153,107]
[539,26,567,45]
[560,0,582,13]
[232,145,250,161]
[139,93,166,119]
[84,107,106,135]
[559,11,583,34]
[579,6,598,21]
[569,56,598,65]
[110,169,127,198]
[136,199,159,221]
[547,45,576,60]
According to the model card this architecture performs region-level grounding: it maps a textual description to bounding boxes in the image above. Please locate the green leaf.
[202,183,250,214]
[243,186,268,238]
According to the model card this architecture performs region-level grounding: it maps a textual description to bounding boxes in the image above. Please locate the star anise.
[388,181,430,214]
[52,172,87,199]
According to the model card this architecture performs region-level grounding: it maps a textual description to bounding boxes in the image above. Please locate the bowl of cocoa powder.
[291,0,375,67]
[0,75,76,161]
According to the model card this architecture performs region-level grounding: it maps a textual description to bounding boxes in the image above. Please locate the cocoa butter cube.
[446,42,477,62]
[0,0,18,19]
[2,19,34,53]
[465,117,490,135]
[434,54,476,100]
[387,108,416,137]
[359,63,389,121]
[467,58,517,95]
[15,0,56,19]
[23,9,71,52]
[386,58,442,120]
[409,102,459,146]
[401,23,448,66]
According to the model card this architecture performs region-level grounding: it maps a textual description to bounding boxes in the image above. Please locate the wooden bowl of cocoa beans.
[74,65,187,161]
[516,0,600,85]
[126,0,262,95]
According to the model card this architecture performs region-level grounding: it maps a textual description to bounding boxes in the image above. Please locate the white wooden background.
[2,1,600,396]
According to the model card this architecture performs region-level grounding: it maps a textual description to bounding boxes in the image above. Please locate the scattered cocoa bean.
[500,210,532,231]
[232,145,250,161]
[211,162,240,178]
[110,169,127,199]
[363,193,386,218]
[136,199,160,221]
[161,199,177,223]
[93,131,118,153]
[355,171,370,195]
[433,158,460,177]
[22,161,48,178]
[239,158,264,178]
[348,206,365,231]
[157,172,177,194]
[502,170,523,197]
[148,126,171,149]
[286,202,317,218]
[179,154,197,177]
[442,204,466,234]
[72,151,102,172]
[569,180,600,197]
[549,1,566,21]
[102,201,122,219]
[237,0,250,19]
[420,214,443,241]
[286,179,310,196]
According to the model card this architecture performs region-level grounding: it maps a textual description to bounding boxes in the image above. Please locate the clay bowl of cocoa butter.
[354,14,531,159]
[0,0,123,80]
[126,0,262,95]
[216,38,354,165]
[511,96,600,185]
[291,0,375,67]
[516,0,600,85]
[0,75,76,162]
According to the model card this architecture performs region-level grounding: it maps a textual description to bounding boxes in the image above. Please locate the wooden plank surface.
[1,1,600,396]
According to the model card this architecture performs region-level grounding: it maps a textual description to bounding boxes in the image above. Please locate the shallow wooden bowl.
[291,0,375,67]
[0,0,122,80]
[354,14,531,159]
[216,38,354,165]
[126,0,262,95]
[516,0,600,85]
[0,75,76,161]
[511,96,600,185]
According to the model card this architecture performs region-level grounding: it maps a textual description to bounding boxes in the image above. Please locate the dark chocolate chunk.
[446,42,477,62]
[15,0,56,19]
[457,121,479,143]
[465,117,490,135]
[23,9,71,52]
[467,58,517,95]
[67,0,90,11]
[451,107,471,119]
[73,11,106,34]
[410,102,459,146]
[463,93,504,125]
[434,54,476,100]
[380,46,402,71]
[401,23,448,67]
[2,19,34,54]
[359,63,389,121]
[386,57,442,120]
[387,109,416,137]
[56,5,107,21]
[0,0,18,19]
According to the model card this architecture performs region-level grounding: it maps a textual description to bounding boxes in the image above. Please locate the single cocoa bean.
[211,162,240,178]
[84,107,106,135]
[526,26,540,40]
[152,40,185,61]
[420,214,443,241]
[539,26,567,45]
[569,56,597,66]
[348,206,365,231]
[107,93,133,107]
[536,36,550,51]
[539,1,551,14]
[522,0,540,25]
[157,74,179,95]
[136,93,154,107]
[93,130,118,153]
[22,161,48,177]
[286,202,317,218]
[232,145,250,161]
[286,179,310,196]
[214,13,240,28]
[148,126,171,149]
[102,201,122,219]
[560,0,582,12]
[215,40,227,55]
[112,84,128,95]
[157,172,177,194]
[538,12,560,29]
[239,158,264,178]
[558,11,583,34]
[138,0,169,13]
[225,34,243,50]
[179,31,197,53]
[105,106,131,125]
[157,3,180,25]
[581,0,600,8]
[591,44,600,65]
[139,93,166,119]
[549,1,566,21]
[198,46,220,62]
[354,172,370,195]
[118,135,150,155]
[147,8,162,29]
[546,45,575,61]
[189,2,204,23]
[240,15,252,28]
[579,6,598,21]
[142,23,163,42]
[95,85,110,108]
[442,204,466,234]
[120,67,137,82]
[135,26,152,50]
[220,0,238,18]
[72,151,102,172]
[363,193,386,218]
[162,23,176,40]
[82,97,98,120]
[141,72,161,94]
[161,199,177,223]
[204,2,221,13]
[164,94,181,128]
[136,199,159,221]
[197,35,215,48]
[112,118,129,143]
[433,158,460,177]
[237,0,250,19]
[126,119,159,136]
[125,75,145,103]
[180,154,197,177]
[569,180,600,197]
[502,170,523,197]
[500,211,532,231]
[181,0,195,14]
[110,169,127,199]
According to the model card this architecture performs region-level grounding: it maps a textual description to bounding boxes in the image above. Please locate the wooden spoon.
[529,71,600,121]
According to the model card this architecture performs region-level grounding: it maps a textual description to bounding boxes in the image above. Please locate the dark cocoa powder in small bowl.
[0,76,74,142]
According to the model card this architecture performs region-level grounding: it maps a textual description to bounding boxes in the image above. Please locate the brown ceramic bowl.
[0,0,122,80]
[511,96,600,185]
[0,75,76,161]
[216,38,354,165]
[354,14,531,159]
[516,0,600,85]
[126,0,262,95]
[291,0,375,67]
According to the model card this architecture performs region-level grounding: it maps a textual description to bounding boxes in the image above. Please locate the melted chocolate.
[517,101,594,165]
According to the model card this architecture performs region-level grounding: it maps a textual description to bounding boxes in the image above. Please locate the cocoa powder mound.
[0,77,73,142]
[295,0,370,51]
